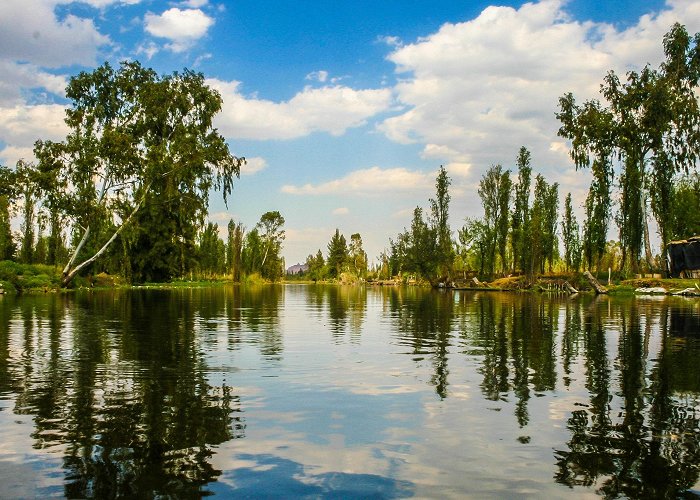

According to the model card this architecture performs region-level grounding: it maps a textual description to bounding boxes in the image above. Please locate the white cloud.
[281,166,433,196]
[209,79,393,140]
[78,0,142,7]
[377,35,402,48]
[180,0,208,7]
[379,0,700,180]
[0,104,68,159]
[306,70,329,83]
[332,207,349,215]
[135,41,159,60]
[240,156,267,175]
[0,0,110,68]
[0,145,35,166]
[144,8,214,52]
[0,62,67,106]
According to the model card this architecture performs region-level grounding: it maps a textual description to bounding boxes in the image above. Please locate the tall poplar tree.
[511,147,532,274]
[562,193,582,272]
[478,164,511,275]
[327,229,348,278]
[429,166,453,277]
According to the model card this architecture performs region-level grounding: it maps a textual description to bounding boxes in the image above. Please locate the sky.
[1,0,700,267]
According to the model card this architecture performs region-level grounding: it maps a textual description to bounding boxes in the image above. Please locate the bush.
[0,260,61,292]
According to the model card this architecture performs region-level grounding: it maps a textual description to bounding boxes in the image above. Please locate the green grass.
[0,261,62,293]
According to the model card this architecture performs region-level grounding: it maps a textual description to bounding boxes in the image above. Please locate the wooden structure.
[668,237,700,278]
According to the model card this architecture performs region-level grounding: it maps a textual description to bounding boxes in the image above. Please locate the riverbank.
[2,260,698,298]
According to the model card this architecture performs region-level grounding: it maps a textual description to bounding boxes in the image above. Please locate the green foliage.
[34,60,243,286]
[459,218,489,276]
[669,174,700,239]
[511,147,532,273]
[478,164,511,275]
[0,260,61,292]
[327,229,348,279]
[198,222,225,278]
[562,193,582,272]
[227,220,244,282]
[306,249,326,281]
[256,211,285,280]
[0,195,14,261]
[429,166,453,276]
[557,23,700,273]
[348,233,368,277]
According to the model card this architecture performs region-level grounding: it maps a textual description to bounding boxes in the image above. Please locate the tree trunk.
[643,210,654,272]
[61,182,152,287]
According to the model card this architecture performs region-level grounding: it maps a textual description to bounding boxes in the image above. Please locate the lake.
[0,285,699,498]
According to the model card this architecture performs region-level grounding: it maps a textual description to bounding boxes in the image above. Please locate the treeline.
[2,24,699,287]
[294,230,369,282]
[0,159,287,283]
[376,22,700,283]
[0,61,286,286]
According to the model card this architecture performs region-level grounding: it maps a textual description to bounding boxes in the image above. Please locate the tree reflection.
[555,297,700,497]
[4,290,244,497]
[387,287,453,399]
[225,284,283,358]
[468,293,558,427]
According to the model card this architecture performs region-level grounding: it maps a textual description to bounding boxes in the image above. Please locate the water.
[0,285,698,498]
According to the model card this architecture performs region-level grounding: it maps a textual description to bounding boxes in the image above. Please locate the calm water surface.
[0,285,699,498]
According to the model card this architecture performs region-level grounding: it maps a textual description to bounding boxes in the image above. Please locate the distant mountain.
[286,263,309,275]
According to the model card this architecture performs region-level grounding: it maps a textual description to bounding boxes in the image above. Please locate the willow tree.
[35,61,243,286]
[557,23,700,274]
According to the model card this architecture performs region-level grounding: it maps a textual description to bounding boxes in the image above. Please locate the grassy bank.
[0,261,63,294]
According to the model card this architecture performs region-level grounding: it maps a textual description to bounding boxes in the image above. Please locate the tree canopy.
[34,61,244,285]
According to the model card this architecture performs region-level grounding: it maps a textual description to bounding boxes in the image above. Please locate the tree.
[348,233,368,277]
[557,23,700,274]
[15,161,38,264]
[34,61,243,286]
[198,222,222,278]
[256,211,285,274]
[405,207,438,280]
[669,174,700,240]
[306,249,326,281]
[429,166,453,277]
[511,147,532,274]
[529,175,558,275]
[0,166,16,260]
[327,229,348,278]
[227,220,244,282]
[459,218,490,276]
[478,165,511,275]
[562,193,582,272]
[241,228,263,276]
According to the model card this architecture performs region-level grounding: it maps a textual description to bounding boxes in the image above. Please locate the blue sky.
[1,0,698,266]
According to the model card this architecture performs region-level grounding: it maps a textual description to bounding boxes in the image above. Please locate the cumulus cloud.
[0,62,67,106]
[240,156,267,175]
[144,7,214,52]
[281,166,433,196]
[0,0,110,69]
[0,104,68,156]
[332,207,349,215]
[378,0,700,186]
[209,79,393,140]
